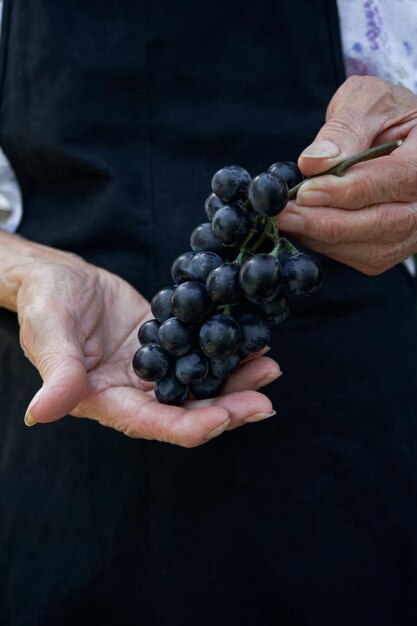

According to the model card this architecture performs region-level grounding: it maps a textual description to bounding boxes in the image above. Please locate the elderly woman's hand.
[278,76,417,275]
[2,235,280,446]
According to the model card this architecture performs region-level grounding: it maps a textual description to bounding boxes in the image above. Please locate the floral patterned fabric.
[336,0,417,93]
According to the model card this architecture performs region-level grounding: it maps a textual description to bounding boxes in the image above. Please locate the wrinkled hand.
[279,76,417,275]
[18,254,280,446]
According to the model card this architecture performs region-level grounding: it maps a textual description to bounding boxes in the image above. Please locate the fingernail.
[243,410,276,424]
[24,411,37,427]
[297,190,331,207]
[257,370,283,389]
[24,387,43,427]
[260,345,271,355]
[278,212,304,233]
[207,418,231,440]
[301,140,340,159]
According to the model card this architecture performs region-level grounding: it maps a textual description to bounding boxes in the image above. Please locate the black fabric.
[0,1,416,625]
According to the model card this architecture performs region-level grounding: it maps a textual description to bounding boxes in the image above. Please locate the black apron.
[0,2,416,624]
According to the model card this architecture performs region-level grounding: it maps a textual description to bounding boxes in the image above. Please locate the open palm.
[19,256,280,446]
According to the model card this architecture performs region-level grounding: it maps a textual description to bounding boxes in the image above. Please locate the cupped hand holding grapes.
[279,76,417,275]
[15,245,280,446]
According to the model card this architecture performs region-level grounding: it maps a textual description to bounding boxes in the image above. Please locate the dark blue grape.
[237,313,271,354]
[211,203,249,246]
[190,223,230,257]
[191,374,223,400]
[158,318,196,356]
[171,251,194,284]
[248,172,288,217]
[258,293,289,324]
[132,344,171,382]
[138,319,160,345]
[205,193,224,221]
[151,287,174,323]
[283,252,323,295]
[210,353,240,379]
[155,374,190,406]
[171,281,212,323]
[239,253,283,301]
[175,350,209,385]
[267,161,304,189]
[199,314,241,360]
[187,252,223,284]
[206,262,242,305]
[211,165,251,203]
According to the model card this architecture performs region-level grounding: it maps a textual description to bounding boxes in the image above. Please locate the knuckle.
[325,114,364,144]
[394,206,417,239]
[386,159,417,203]
[344,75,391,99]
[341,177,372,209]
[380,205,417,240]
[321,216,344,244]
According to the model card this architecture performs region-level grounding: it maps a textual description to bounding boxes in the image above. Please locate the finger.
[298,76,417,177]
[283,233,404,275]
[221,356,281,393]
[187,390,276,428]
[278,200,417,245]
[19,299,88,426]
[295,141,417,210]
[74,384,273,448]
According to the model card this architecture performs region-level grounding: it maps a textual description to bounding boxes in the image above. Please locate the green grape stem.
[287,139,403,200]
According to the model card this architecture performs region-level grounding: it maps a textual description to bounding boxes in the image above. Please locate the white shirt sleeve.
[0,0,23,233]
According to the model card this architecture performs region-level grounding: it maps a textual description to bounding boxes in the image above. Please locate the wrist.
[0,232,86,312]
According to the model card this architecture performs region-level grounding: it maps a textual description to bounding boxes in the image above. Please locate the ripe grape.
[211,203,249,246]
[206,262,242,305]
[211,165,251,202]
[267,161,303,188]
[205,193,224,221]
[190,222,230,257]
[248,172,288,217]
[191,374,223,400]
[171,281,212,323]
[175,350,209,385]
[283,253,323,295]
[138,319,160,345]
[171,251,194,284]
[158,317,196,356]
[238,313,271,354]
[132,344,171,382]
[199,314,241,360]
[239,253,283,302]
[187,252,223,284]
[210,353,240,379]
[257,293,289,324]
[151,287,174,323]
[155,374,190,406]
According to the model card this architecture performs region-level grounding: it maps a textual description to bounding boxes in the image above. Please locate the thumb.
[297,76,391,177]
[22,311,88,427]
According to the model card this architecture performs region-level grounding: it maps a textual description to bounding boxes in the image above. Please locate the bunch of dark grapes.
[133,161,323,405]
